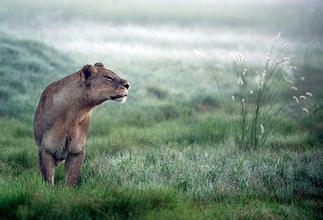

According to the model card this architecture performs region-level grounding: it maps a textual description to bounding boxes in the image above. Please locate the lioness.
[34,62,129,186]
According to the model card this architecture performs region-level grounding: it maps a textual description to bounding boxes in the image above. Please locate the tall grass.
[233,41,312,149]
[196,34,315,149]
[237,35,315,149]
[198,34,314,149]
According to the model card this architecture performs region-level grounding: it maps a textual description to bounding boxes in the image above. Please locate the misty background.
[0,0,322,117]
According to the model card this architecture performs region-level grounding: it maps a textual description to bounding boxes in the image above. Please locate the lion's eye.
[104,75,113,81]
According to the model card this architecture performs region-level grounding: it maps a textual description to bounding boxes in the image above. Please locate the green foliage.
[1,142,322,219]
[0,34,75,116]
[89,145,323,201]
[146,85,169,100]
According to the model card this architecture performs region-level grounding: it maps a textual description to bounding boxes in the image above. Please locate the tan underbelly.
[53,150,69,161]
[55,159,66,166]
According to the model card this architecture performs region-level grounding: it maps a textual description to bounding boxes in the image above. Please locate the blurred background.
[0,0,322,117]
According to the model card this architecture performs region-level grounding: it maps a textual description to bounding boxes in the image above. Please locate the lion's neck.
[54,75,94,122]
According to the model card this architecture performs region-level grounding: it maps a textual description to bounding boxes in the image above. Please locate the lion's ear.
[81,64,97,80]
[94,62,105,68]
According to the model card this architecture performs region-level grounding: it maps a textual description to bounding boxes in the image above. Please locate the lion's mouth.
[110,94,128,100]
[111,94,127,104]
[110,88,128,102]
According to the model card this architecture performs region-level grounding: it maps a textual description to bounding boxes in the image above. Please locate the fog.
[1,0,321,66]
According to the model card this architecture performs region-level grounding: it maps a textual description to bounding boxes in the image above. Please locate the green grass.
[0,104,322,219]
[1,141,322,219]
[0,0,323,219]
[0,34,76,116]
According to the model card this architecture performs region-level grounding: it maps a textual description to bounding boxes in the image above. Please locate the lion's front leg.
[39,150,56,185]
[64,151,85,186]
[64,117,89,186]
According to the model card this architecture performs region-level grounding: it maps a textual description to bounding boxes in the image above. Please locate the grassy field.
[0,0,322,219]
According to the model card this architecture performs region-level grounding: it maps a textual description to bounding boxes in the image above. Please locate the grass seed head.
[302,108,309,114]
[306,92,313,97]
[292,96,299,103]
[262,69,267,77]
[260,124,264,134]
[282,43,291,49]
[237,78,244,86]
[283,57,291,64]
[242,68,247,76]
[238,53,243,63]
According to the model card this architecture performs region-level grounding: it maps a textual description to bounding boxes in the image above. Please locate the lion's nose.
[123,82,130,89]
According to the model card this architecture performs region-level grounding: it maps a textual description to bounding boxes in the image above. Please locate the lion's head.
[80,62,129,105]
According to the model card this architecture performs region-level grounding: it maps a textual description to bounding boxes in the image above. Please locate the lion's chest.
[41,120,88,161]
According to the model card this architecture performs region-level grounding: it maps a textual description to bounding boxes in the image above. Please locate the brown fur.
[34,62,129,186]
